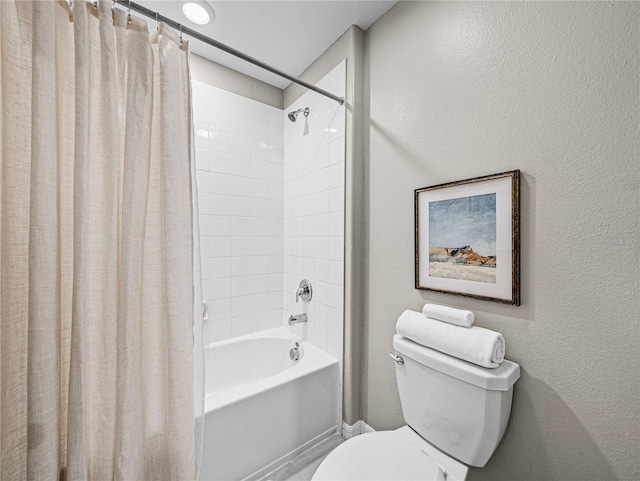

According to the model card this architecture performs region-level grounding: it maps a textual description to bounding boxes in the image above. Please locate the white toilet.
[312,334,520,481]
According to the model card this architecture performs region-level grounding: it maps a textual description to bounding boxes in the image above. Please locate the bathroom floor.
[262,434,344,481]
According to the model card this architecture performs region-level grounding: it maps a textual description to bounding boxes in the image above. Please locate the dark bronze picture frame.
[414,170,520,306]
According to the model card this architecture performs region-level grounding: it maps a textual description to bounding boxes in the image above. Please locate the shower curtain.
[0,1,198,479]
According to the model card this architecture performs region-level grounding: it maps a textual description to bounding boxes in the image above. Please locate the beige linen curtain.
[0,1,196,479]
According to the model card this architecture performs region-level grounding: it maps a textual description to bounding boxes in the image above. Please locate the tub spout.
[288,313,308,326]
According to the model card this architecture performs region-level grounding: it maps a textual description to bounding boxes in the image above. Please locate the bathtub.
[199,327,339,481]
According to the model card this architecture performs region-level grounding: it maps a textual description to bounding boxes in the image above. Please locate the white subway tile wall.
[194,80,284,344]
[193,60,346,388]
[282,61,346,367]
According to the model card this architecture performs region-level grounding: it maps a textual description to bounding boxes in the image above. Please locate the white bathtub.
[199,327,340,481]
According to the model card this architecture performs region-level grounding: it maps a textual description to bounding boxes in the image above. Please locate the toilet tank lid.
[393,335,520,391]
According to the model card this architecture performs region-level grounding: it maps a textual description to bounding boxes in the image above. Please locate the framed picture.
[415,170,520,305]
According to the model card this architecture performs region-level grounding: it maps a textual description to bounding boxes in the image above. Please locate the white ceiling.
[138,1,396,89]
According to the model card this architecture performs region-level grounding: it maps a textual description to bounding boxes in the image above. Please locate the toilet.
[312,334,520,481]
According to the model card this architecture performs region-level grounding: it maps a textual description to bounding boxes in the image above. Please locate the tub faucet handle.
[295,279,312,303]
[295,286,307,302]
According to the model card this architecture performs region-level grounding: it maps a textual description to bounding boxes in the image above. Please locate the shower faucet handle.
[295,279,312,303]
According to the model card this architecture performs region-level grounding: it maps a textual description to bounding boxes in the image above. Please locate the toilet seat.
[311,427,468,481]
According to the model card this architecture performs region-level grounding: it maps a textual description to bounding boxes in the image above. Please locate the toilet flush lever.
[434,462,448,480]
[388,352,404,365]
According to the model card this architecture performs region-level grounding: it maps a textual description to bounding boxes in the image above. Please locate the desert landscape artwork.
[415,170,520,305]
[428,193,497,283]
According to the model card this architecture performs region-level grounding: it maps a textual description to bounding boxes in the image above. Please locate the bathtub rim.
[205,326,302,351]
[204,327,339,413]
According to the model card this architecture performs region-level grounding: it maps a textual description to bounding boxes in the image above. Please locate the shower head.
[287,111,299,122]
[288,107,310,122]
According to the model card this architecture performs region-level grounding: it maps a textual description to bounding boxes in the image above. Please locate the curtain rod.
[113,0,345,105]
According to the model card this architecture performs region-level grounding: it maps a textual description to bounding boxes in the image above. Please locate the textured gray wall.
[363,2,639,480]
[190,53,283,108]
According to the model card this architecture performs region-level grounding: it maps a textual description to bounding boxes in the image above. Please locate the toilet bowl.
[312,427,468,481]
[312,334,520,481]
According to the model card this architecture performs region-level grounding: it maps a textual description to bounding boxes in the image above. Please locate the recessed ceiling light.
[180,1,215,25]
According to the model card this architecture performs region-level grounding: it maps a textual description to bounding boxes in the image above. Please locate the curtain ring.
[127,0,131,24]
[155,11,159,31]
[179,23,183,46]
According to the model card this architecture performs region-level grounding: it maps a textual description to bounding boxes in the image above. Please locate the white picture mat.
[417,176,514,301]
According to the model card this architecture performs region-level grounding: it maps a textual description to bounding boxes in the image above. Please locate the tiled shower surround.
[282,62,346,362]
[193,80,285,342]
[193,62,345,366]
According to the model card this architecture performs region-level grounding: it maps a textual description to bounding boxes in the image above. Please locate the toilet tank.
[392,334,520,467]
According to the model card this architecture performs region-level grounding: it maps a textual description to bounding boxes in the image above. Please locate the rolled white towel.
[422,303,474,328]
[396,310,505,368]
